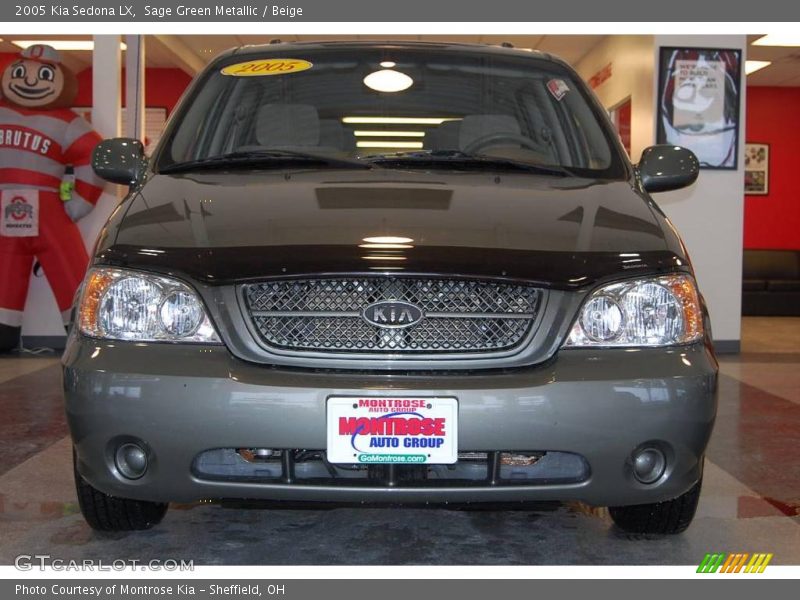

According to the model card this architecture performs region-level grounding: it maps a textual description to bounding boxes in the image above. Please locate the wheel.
[73,449,168,531]
[608,477,702,535]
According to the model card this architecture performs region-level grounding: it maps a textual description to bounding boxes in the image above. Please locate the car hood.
[100,168,686,287]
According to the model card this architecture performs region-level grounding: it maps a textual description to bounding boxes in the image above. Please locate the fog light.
[115,443,148,479]
[632,447,666,484]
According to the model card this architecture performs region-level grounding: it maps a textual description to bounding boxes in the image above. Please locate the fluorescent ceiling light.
[359,243,414,249]
[11,40,127,51]
[343,117,459,125]
[752,34,800,47]
[354,130,425,137]
[363,236,414,244]
[357,141,423,149]
[362,255,407,261]
[745,60,771,75]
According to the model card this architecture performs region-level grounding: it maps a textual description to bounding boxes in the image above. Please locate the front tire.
[73,450,168,531]
[608,477,702,535]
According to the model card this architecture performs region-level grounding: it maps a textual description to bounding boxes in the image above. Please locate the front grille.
[193,449,590,487]
[241,277,542,355]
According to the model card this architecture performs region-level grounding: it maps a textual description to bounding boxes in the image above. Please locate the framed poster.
[656,47,742,170]
[744,142,769,195]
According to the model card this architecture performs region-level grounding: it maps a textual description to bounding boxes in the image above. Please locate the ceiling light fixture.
[353,130,425,137]
[380,61,396,68]
[363,69,414,93]
[343,117,460,125]
[356,141,423,149]
[11,40,127,51]
[363,236,414,244]
[745,60,772,75]
[362,255,407,261]
[359,243,414,249]
[752,34,800,47]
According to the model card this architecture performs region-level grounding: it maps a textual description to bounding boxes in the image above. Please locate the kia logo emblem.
[362,301,423,329]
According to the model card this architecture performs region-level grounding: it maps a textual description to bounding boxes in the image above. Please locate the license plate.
[326,396,458,464]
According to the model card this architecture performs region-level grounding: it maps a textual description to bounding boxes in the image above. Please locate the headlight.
[564,274,703,347]
[78,267,221,343]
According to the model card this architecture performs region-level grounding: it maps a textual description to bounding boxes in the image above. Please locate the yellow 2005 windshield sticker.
[221,58,313,77]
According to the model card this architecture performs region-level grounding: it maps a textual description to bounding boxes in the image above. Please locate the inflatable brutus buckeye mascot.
[0,44,104,352]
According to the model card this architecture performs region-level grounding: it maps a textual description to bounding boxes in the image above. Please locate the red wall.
[0,52,16,73]
[74,67,191,113]
[0,52,191,115]
[744,86,800,250]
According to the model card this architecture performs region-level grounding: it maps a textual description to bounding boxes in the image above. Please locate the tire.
[73,450,168,531]
[608,477,702,535]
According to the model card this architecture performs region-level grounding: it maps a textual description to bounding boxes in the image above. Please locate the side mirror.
[637,145,699,193]
[92,138,147,186]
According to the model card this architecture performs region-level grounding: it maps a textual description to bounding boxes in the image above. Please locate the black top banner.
[2,0,799,22]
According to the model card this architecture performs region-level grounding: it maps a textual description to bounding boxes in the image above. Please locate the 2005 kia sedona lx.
[64,41,717,533]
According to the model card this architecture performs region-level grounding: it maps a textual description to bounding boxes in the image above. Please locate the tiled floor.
[1,319,798,565]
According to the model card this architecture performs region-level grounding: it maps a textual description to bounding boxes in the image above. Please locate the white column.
[92,35,121,138]
[125,34,146,141]
[577,34,746,350]
[652,35,747,350]
[80,35,123,244]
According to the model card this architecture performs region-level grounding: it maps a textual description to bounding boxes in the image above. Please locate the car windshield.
[156,46,627,178]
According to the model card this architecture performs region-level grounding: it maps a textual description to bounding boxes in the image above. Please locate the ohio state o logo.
[9,196,31,221]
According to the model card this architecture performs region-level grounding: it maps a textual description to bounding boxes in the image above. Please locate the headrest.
[256,104,320,147]
[319,119,356,151]
[426,120,461,150]
[459,114,521,150]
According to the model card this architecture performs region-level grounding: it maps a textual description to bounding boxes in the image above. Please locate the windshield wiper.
[160,149,372,173]
[366,150,572,176]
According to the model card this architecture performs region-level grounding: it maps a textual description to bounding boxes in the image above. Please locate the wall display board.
[744,142,770,195]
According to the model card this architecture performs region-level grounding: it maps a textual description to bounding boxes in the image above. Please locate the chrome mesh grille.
[241,277,541,354]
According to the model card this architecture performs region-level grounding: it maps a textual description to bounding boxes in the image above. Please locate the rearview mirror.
[637,145,699,193]
[92,138,147,186]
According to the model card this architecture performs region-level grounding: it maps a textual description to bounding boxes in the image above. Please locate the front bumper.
[63,336,717,506]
